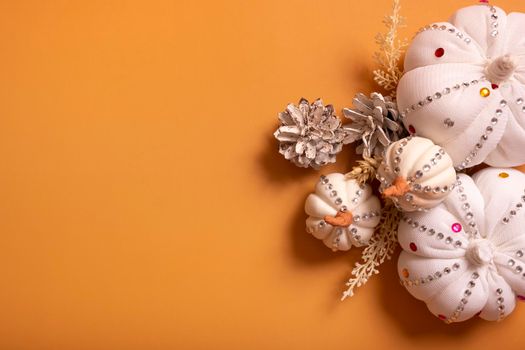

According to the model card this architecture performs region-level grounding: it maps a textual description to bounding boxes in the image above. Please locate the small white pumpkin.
[305,174,381,251]
[398,168,525,323]
[397,4,525,169]
[377,136,457,212]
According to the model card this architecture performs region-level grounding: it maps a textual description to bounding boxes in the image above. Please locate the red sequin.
[408,125,416,134]
[435,48,445,58]
[452,223,462,233]
[492,83,499,89]
[438,314,447,320]
[409,242,417,252]
[518,295,525,301]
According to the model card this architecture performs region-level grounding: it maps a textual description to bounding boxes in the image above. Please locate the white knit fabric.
[397,4,525,169]
[305,174,381,251]
[397,168,525,323]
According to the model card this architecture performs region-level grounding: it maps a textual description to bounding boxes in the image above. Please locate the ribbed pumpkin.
[305,174,381,251]
[398,168,525,323]
[397,4,525,170]
[377,136,457,212]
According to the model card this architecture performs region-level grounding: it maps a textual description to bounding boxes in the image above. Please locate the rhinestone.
[350,228,358,234]
[423,165,431,172]
[466,212,474,220]
[491,118,498,125]
[496,109,503,116]
[517,266,523,274]
[455,241,462,248]
[498,305,505,311]
[453,263,460,270]
[354,215,360,222]
[461,298,468,305]
[443,87,451,94]
[509,259,515,267]
[468,281,475,288]
[428,229,436,236]
[435,271,442,278]
[394,167,400,174]
[415,171,423,179]
[424,186,432,193]
[434,92,442,99]
[517,98,524,105]
[465,38,471,43]
[445,237,453,244]
[330,190,337,197]
[437,233,444,240]
[501,100,507,107]
[321,177,329,184]
[444,267,451,274]
[394,156,401,164]
[490,30,499,37]
[464,290,472,297]
[319,221,326,228]
[503,217,510,224]
[517,250,524,258]
[340,205,348,212]
[511,210,517,216]
[396,147,404,155]
[444,118,455,128]
[335,198,343,205]
[419,225,427,232]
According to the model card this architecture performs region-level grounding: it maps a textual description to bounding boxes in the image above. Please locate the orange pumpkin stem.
[324,211,353,227]
[383,176,410,198]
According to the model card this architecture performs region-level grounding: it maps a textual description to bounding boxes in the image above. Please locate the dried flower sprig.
[341,201,401,300]
[373,0,408,96]
[345,156,381,185]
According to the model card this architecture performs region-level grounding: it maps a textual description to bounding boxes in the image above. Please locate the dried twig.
[341,201,401,300]
[373,0,409,97]
[345,156,382,185]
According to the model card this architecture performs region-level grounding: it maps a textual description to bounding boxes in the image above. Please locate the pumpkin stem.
[383,176,410,198]
[485,55,518,85]
[324,211,353,227]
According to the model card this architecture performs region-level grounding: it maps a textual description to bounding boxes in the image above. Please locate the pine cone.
[274,98,346,169]
[342,93,408,158]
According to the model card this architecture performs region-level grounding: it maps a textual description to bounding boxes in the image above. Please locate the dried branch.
[341,201,401,300]
[373,0,409,97]
[345,156,382,185]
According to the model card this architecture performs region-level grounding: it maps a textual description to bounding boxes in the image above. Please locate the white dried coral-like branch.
[373,0,409,97]
[341,202,401,300]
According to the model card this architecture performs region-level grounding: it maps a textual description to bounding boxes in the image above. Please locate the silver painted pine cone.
[342,93,407,158]
[274,98,346,169]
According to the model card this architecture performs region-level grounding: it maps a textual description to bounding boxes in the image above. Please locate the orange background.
[1,0,524,349]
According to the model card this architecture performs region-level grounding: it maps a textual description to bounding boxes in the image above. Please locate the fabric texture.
[397,4,525,169]
[305,174,381,251]
[397,168,525,323]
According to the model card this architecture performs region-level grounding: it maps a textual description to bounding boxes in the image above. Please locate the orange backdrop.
[1,0,524,349]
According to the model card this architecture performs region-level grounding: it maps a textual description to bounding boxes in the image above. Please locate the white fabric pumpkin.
[377,136,456,212]
[398,168,525,323]
[305,174,381,251]
[397,4,525,170]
